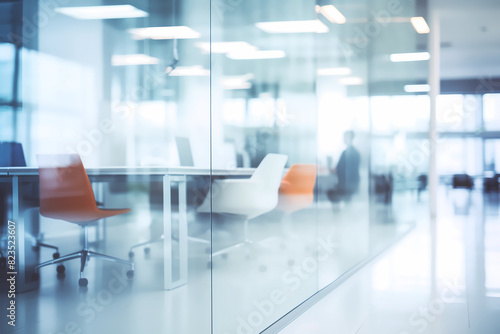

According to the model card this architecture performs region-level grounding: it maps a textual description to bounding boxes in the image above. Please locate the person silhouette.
[328,130,361,202]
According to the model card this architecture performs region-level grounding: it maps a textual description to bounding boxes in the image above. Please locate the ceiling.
[437,0,500,80]
[1,0,499,95]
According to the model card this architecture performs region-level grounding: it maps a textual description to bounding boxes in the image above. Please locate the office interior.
[0,0,499,333]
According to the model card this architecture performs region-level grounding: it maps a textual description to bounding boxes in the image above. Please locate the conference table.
[0,166,254,291]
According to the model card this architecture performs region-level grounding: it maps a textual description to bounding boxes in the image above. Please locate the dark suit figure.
[328,131,361,202]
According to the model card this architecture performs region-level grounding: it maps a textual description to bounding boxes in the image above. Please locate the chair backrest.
[452,173,473,189]
[279,164,317,195]
[37,154,98,219]
[0,142,26,167]
[250,153,288,191]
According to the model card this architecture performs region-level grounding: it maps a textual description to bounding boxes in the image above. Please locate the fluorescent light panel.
[195,42,258,54]
[390,52,430,62]
[223,74,253,89]
[319,5,346,24]
[129,26,201,40]
[168,65,209,76]
[317,67,351,76]
[55,5,148,20]
[339,77,363,85]
[112,54,159,66]
[227,50,286,60]
[404,84,430,93]
[411,17,430,34]
[255,20,329,34]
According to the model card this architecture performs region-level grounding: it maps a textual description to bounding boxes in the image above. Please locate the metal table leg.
[163,175,188,290]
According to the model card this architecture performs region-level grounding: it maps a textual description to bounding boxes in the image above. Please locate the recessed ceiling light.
[390,52,430,62]
[223,75,253,90]
[339,77,363,85]
[112,54,159,66]
[227,50,286,60]
[129,26,201,40]
[168,65,210,76]
[255,20,329,34]
[55,5,148,20]
[317,67,352,76]
[404,84,431,93]
[411,17,430,34]
[195,42,258,54]
[318,5,346,24]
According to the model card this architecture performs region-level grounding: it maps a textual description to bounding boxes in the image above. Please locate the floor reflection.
[279,186,500,334]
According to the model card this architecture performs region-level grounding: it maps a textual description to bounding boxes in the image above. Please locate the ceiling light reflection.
[55,5,148,20]
[404,84,431,93]
[319,5,346,24]
[227,50,286,60]
[411,17,430,34]
[195,42,258,54]
[168,65,210,76]
[255,20,329,34]
[317,67,352,76]
[129,26,201,40]
[112,54,159,66]
[390,52,430,62]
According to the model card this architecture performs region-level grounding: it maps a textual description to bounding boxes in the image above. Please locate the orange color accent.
[38,154,130,224]
[277,164,316,213]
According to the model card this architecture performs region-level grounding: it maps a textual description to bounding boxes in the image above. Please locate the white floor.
[279,189,500,334]
[5,185,492,334]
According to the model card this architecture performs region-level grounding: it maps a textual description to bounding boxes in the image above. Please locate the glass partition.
[1,0,427,333]
[210,1,319,332]
[484,93,500,131]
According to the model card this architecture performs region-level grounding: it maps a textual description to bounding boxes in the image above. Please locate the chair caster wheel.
[126,270,134,279]
[221,253,228,260]
[144,247,150,255]
[128,251,135,258]
[53,252,60,259]
[56,264,65,273]
[79,278,88,287]
[32,272,40,281]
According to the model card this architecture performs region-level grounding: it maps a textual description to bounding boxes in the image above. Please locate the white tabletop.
[0,166,255,177]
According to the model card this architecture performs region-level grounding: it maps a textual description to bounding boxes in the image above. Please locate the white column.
[429,7,440,220]
[428,2,440,297]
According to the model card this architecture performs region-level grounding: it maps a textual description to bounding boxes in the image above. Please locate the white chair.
[198,153,288,256]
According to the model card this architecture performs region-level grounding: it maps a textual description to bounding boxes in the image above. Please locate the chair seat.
[277,193,314,213]
[41,207,130,224]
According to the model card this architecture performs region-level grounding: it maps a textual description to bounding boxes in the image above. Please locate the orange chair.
[35,154,134,287]
[277,164,317,213]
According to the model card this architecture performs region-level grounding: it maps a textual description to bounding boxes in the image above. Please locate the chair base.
[34,226,134,287]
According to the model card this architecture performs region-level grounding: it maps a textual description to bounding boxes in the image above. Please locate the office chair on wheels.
[34,154,134,287]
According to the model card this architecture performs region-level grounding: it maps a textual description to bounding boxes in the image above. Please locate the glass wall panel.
[315,0,370,288]
[437,94,482,132]
[437,138,483,176]
[8,1,212,333]
[2,0,430,333]
[484,93,500,131]
[210,0,319,332]
[484,139,500,173]
[367,0,430,267]
[371,95,430,134]
[0,43,15,102]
